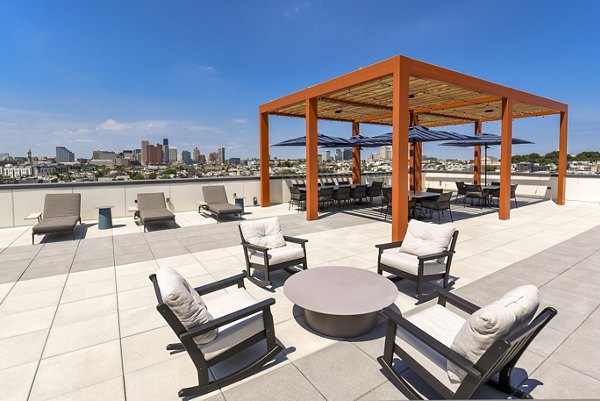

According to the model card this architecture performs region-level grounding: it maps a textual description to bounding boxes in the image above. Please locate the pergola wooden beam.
[320,97,393,111]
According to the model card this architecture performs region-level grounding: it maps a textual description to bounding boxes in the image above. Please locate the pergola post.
[352,121,361,184]
[499,98,513,219]
[391,58,410,241]
[305,98,319,221]
[557,110,568,205]
[259,112,270,207]
[409,113,422,191]
[473,121,482,185]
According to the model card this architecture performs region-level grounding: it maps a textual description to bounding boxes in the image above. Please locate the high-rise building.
[146,144,163,164]
[56,146,75,163]
[343,148,353,161]
[168,147,177,162]
[27,149,33,164]
[199,154,206,164]
[92,150,116,161]
[192,147,201,162]
[217,147,225,165]
[208,152,218,164]
[163,138,169,164]
[0,153,10,161]
[380,146,392,160]
[335,149,343,161]
[322,150,331,162]
[181,150,193,164]
[140,140,149,165]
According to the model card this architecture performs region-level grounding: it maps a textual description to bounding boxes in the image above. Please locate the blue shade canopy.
[353,126,472,147]
[272,133,351,147]
[439,133,534,147]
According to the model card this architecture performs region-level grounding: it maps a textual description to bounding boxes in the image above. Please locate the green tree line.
[512,151,600,164]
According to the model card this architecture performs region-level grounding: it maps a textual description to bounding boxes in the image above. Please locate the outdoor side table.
[96,206,114,229]
[284,266,398,337]
[234,197,245,215]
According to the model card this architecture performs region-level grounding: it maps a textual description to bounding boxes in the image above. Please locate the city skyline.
[0,1,599,160]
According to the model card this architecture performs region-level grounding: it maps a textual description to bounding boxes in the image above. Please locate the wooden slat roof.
[264,59,564,127]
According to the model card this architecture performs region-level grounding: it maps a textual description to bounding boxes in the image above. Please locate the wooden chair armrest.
[181,298,276,341]
[375,241,404,250]
[283,236,308,245]
[436,289,480,314]
[381,307,481,379]
[241,242,269,253]
[194,273,246,295]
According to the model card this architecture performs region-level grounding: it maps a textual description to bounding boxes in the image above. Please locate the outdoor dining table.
[408,191,441,199]
[483,185,500,206]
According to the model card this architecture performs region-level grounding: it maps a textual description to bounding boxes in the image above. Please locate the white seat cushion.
[448,285,540,382]
[381,249,446,276]
[156,267,217,345]
[201,288,265,360]
[395,304,466,392]
[400,220,455,257]
[249,245,305,266]
[240,217,287,249]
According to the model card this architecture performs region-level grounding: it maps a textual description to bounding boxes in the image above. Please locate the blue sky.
[0,0,599,161]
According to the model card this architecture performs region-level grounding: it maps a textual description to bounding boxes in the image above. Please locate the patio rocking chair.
[378,285,557,399]
[376,219,458,299]
[239,217,308,287]
[150,267,283,398]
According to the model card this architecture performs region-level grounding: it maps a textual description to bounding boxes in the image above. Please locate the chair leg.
[449,208,454,222]
[514,196,519,208]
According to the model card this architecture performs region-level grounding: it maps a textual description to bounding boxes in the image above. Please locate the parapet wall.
[0,172,597,228]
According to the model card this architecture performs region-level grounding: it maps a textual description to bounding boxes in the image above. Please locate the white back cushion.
[156,267,217,345]
[447,285,539,382]
[240,217,286,249]
[400,220,455,257]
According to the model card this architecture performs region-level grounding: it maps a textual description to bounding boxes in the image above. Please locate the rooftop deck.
[2,200,600,400]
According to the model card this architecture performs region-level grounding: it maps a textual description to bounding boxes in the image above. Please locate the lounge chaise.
[32,193,82,244]
[150,267,282,397]
[201,185,242,223]
[137,192,175,231]
[378,286,556,399]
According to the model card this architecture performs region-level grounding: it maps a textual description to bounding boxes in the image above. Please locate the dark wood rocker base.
[247,263,306,288]
[377,356,533,400]
[178,344,283,398]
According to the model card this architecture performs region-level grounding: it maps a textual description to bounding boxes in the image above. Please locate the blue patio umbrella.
[355,125,472,147]
[440,133,535,185]
[272,133,351,147]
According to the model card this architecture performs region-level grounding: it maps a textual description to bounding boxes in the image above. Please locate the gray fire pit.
[284,266,398,337]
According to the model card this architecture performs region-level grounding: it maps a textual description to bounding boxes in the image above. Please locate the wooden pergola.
[259,55,568,241]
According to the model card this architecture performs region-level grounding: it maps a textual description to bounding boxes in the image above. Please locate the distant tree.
[277,169,297,175]
[148,172,157,179]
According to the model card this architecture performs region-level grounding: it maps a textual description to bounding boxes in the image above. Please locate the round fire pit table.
[284,266,398,337]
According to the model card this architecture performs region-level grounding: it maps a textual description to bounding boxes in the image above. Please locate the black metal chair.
[420,192,454,222]
[454,181,467,203]
[239,217,308,288]
[350,184,368,204]
[367,180,384,204]
[333,186,351,208]
[378,288,557,400]
[464,185,488,208]
[149,270,283,398]
[289,186,306,211]
[318,187,334,209]
[382,187,418,220]
[376,220,459,299]
[490,184,519,208]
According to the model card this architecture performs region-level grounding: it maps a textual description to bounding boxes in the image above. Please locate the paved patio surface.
[1,199,600,400]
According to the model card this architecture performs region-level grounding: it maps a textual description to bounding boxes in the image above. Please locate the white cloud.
[232,118,248,124]
[197,65,215,73]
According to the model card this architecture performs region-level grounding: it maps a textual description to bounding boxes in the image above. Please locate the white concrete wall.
[1,173,599,228]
